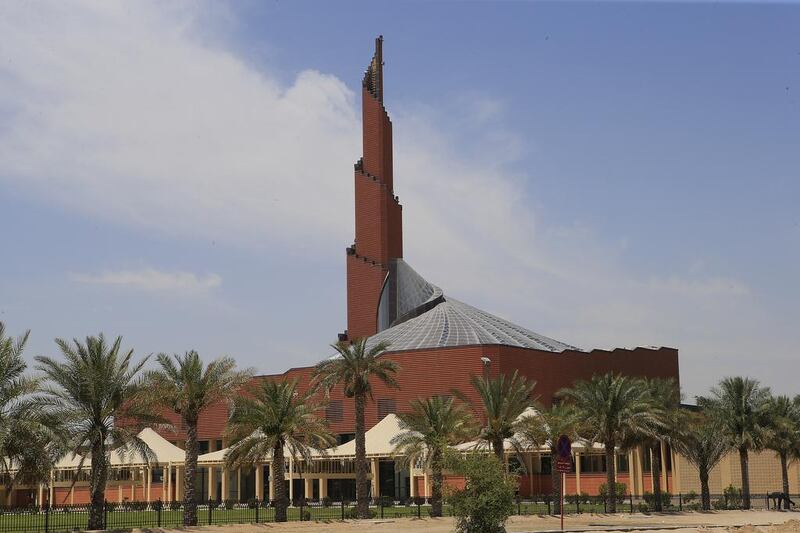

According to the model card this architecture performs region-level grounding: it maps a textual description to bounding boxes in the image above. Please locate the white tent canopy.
[53,428,185,470]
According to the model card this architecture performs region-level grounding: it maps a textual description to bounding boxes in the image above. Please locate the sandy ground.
[129,511,800,533]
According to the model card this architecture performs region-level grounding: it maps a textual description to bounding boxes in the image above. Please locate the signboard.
[555,435,572,474]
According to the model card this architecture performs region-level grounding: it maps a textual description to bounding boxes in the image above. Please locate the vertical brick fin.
[346,36,403,341]
[347,254,388,340]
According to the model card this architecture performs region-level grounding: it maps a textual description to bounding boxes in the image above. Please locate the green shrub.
[168,500,181,511]
[224,499,235,510]
[723,485,742,510]
[347,506,375,519]
[637,502,650,513]
[682,490,698,504]
[247,498,259,509]
[598,482,627,505]
[642,491,673,510]
[448,454,516,533]
[322,496,333,507]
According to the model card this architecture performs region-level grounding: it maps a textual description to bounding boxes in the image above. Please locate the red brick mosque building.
[163,36,679,501]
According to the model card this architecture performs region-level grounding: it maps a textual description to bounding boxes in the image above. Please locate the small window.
[337,433,355,445]
[151,467,164,483]
[198,440,210,455]
[326,400,344,423]
[215,440,223,451]
[377,398,396,419]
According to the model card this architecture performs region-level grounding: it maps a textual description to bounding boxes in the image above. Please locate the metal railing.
[0,492,795,532]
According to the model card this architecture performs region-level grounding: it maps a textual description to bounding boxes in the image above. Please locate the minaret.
[344,36,403,341]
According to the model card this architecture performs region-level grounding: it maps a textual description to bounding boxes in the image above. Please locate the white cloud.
[72,269,221,292]
[0,1,795,397]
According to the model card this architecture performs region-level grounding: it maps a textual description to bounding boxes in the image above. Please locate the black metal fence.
[0,493,796,532]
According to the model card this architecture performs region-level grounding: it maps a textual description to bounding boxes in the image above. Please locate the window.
[508,457,526,475]
[198,440,210,455]
[540,456,552,474]
[579,455,607,473]
[152,467,164,483]
[617,454,630,473]
[215,440,223,451]
[377,398,396,419]
[326,400,343,423]
[337,433,355,445]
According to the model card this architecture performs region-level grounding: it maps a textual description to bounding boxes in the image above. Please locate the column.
[268,463,275,501]
[423,471,429,499]
[409,470,416,498]
[575,452,582,494]
[660,442,668,491]
[176,466,183,501]
[319,476,327,499]
[527,453,534,496]
[649,448,655,491]
[118,484,122,503]
[614,454,619,483]
[147,466,153,502]
[255,464,263,501]
[288,456,294,501]
[209,465,217,501]
[237,468,242,502]
[304,478,313,499]
[38,483,44,508]
[371,458,379,498]
[48,471,54,506]
[131,471,135,501]
[70,485,74,505]
[221,466,228,501]
[634,448,644,497]
[672,448,681,494]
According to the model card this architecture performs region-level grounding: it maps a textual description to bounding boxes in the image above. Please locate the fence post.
[417,500,421,519]
[341,499,345,521]
[679,493,683,511]
[301,498,305,521]
[547,499,551,515]
[576,496,580,514]
[157,500,162,527]
[208,500,212,525]
[104,500,108,530]
[256,501,259,523]
[629,494,634,514]
[44,504,50,533]
[380,499,384,519]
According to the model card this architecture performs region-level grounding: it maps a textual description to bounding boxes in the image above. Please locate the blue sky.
[0,1,798,399]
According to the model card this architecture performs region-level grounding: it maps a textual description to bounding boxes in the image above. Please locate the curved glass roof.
[367,260,578,353]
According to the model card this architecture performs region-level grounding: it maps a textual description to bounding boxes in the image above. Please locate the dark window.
[508,457,526,475]
[337,433,355,445]
[579,455,607,473]
[617,454,630,473]
[152,467,164,483]
[326,400,343,423]
[540,456,552,474]
[643,450,652,472]
[198,440,210,455]
[215,440,223,451]
[377,398,396,419]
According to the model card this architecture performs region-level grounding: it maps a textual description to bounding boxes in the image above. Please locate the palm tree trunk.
[699,466,711,511]
[550,446,561,515]
[605,440,617,513]
[88,440,107,530]
[183,419,199,526]
[354,393,370,518]
[493,436,505,464]
[431,449,443,517]
[738,447,751,510]
[780,452,790,510]
[273,442,287,522]
[651,443,663,512]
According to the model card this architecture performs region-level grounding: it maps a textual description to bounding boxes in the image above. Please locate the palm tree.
[143,351,252,526]
[36,334,157,529]
[224,379,334,522]
[313,338,399,518]
[623,378,681,512]
[391,396,476,516]
[0,323,62,506]
[698,376,771,509]
[764,395,800,509]
[467,370,535,462]
[672,412,730,510]
[559,374,657,513]
[515,403,582,514]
